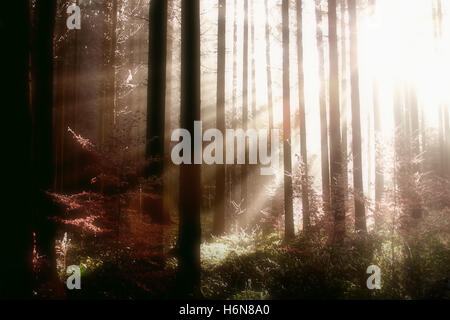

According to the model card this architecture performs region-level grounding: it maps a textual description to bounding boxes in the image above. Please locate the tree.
[340,0,349,206]
[176,0,202,297]
[296,0,310,231]
[0,0,34,299]
[32,0,58,283]
[100,0,117,152]
[264,0,274,144]
[251,0,257,129]
[229,0,239,215]
[213,0,227,235]
[348,0,366,232]
[328,0,345,243]
[368,0,384,230]
[147,0,168,223]
[241,0,249,208]
[282,0,295,240]
[264,0,275,214]
[315,1,331,215]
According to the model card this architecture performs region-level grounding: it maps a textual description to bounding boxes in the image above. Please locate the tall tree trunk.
[315,2,331,216]
[31,0,59,284]
[100,0,118,155]
[249,0,257,212]
[229,0,239,215]
[54,4,67,192]
[164,0,176,222]
[340,0,349,206]
[282,0,295,240]
[241,0,249,208]
[213,0,226,235]
[1,1,34,299]
[250,0,257,128]
[369,0,384,230]
[348,0,366,233]
[147,0,168,223]
[176,0,202,298]
[373,78,384,226]
[264,0,275,214]
[265,0,274,143]
[296,0,310,231]
[69,0,80,190]
[328,0,346,243]
[433,0,446,176]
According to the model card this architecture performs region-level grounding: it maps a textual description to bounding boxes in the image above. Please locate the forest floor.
[34,191,450,300]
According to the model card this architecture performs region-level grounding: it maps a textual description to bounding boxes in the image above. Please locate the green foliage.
[200,228,450,300]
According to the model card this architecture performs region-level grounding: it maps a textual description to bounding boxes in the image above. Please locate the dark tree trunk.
[213,0,226,235]
[282,0,295,240]
[348,0,366,233]
[100,0,117,152]
[31,0,58,284]
[176,0,202,298]
[315,2,331,216]
[296,0,310,231]
[147,0,168,223]
[0,1,34,299]
[328,0,345,243]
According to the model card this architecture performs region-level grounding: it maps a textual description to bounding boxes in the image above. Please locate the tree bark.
[340,0,349,206]
[282,0,295,240]
[213,0,226,235]
[328,0,346,243]
[176,0,202,298]
[265,0,274,142]
[315,2,331,216]
[296,0,310,231]
[147,0,168,223]
[348,0,366,233]
[241,0,249,209]
[0,1,34,299]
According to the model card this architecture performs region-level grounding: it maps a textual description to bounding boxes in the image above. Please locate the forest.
[1,0,449,300]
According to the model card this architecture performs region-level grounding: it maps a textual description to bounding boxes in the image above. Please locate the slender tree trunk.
[373,78,384,226]
[229,0,239,215]
[369,0,384,230]
[213,0,226,235]
[265,0,274,142]
[328,0,346,243]
[296,0,310,231]
[340,0,349,206]
[348,0,366,233]
[147,0,168,223]
[433,0,446,177]
[176,0,202,298]
[101,0,118,155]
[249,0,257,212]
[315,2,331,216]
[1,1,34,299]
[264,0,275,214]
[164,0,175,221]
[250,0,257,128]
[282,0,295,240]
[241,0,249,208]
